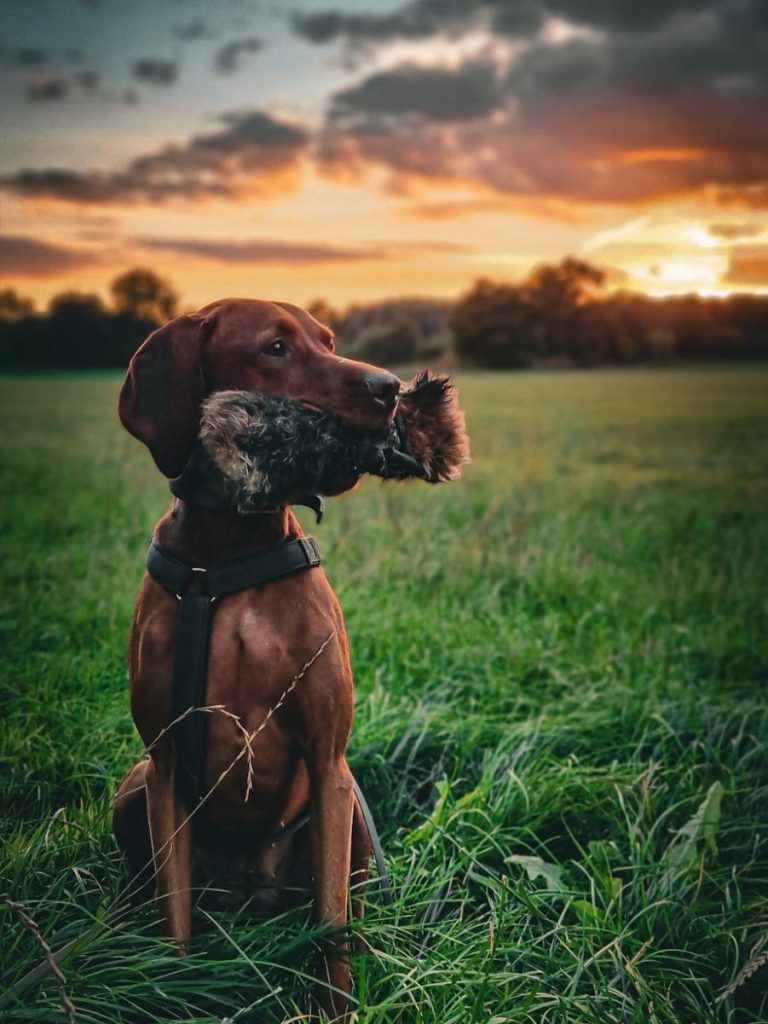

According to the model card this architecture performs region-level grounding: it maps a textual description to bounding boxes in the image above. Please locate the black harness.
[146,508,392,903]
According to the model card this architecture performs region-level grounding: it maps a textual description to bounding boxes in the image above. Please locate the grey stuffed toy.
[199,371,470,511]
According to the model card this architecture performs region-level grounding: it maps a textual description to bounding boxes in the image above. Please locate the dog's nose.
[363,370,400,407]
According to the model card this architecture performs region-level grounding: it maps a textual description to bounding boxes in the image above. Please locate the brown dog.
[112,298,403,1021]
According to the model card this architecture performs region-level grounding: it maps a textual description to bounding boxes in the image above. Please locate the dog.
[112,298,467,1021]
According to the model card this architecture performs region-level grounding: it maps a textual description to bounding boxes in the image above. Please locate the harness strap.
[265,785,393,904]
[171,593,213,807]
[353,778,394,904]
[147,536,321,599]
[147,536,321,808]
[145,534,392,902]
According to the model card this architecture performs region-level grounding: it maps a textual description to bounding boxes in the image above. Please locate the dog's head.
[118,298,400,478]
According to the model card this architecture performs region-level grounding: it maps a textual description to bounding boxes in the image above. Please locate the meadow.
[1,366,766,1023]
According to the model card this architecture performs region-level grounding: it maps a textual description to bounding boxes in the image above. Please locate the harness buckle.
[298,536,321,567]
[175,565,217,602]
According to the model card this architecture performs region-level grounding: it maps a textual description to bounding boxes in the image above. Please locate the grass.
[1,365,767,1023]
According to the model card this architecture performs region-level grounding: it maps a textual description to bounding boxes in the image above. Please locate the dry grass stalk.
[5,899,76,1024]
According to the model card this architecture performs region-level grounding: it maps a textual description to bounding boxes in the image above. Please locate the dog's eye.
[265,339,287,357]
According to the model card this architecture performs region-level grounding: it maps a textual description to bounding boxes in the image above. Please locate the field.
[1,366,767,1024]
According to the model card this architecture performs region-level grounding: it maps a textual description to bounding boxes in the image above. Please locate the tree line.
[1,260,767,370]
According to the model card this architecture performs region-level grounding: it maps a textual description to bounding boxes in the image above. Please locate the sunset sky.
[1,0,767,310]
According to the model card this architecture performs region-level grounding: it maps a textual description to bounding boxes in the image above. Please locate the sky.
[1,0,767,310]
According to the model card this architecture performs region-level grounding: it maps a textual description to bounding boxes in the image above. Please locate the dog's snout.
[363,370,400,407]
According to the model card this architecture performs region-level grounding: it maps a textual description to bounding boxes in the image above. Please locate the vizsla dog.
[112,299,403,1020]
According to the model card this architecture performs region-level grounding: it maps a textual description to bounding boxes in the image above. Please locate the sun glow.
[584,210,768,297]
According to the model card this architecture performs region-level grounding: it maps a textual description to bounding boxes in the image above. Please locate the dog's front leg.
[144,746,193,950]
[309,754,355,1021]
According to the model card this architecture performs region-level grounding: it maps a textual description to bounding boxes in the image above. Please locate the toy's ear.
[118,314,210,478]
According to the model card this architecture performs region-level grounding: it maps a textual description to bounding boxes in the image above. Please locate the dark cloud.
[1,235,99,275]
[320,84,768,208]
[292,0,477,45]
[331,62,503,123]
[723,244,768,285]
[315,0,768,211]
[293,0,726,45]
[75,70,99,93]
[2,110,309,204]
[26,76,68,101]
[174,19,211,41]
[9,47,49,67]
[214,37,263,74]
[135,237,379,262]
[502,9,768,104]
[132,57,178,86]
[23,68,111,103]
[489,3,545,38]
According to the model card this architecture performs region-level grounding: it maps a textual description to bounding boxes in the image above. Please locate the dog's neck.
[154,501,300,565]
[154,446,302,564]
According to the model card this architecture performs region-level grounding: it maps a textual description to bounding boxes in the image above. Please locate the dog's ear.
[118,314,209,478]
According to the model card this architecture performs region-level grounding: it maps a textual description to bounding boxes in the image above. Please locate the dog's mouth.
[298,394,399,427]
[298,400,324,415]
[373,394,400,415]
[199,372,469,511]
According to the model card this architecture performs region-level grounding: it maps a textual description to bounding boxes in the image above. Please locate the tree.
[110,268,177,325]
[352,317,421,365]
[0,288,35,320]
[525,258,606,358]
[306,299,341,334]
[526,257,606,311]
[46,292,112,366]
[449,279,541,368]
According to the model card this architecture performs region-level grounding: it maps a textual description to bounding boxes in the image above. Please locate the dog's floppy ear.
[118,314,209,478]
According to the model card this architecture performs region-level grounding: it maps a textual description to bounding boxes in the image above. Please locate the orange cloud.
[724,245,768,287]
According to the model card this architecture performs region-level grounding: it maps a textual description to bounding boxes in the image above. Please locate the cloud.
[314,0,768,212]
[134,235,469,263]
[214,37,263,73]
[724,244,768,286]
[132,57,178,86]
[2,109,310,204]
[708,222,764,240]
[404,197,520,218]
[320,84,768,209]
[25,76,69,101]
[0,235,100,275]
[330,61,504,122]
[293,0,741,46]
[9,47,49,66]
[75,70,99,93]
[174,19,211,41]
[135,237,381,263]
[292,0,483,45]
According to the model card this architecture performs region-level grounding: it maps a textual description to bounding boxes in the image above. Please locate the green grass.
[1,366,767,1023]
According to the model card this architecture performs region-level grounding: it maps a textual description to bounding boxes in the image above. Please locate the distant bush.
[351,317,422,365]
[338,298,450,360]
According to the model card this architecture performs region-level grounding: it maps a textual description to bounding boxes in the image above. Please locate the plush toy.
[199,371,470,511]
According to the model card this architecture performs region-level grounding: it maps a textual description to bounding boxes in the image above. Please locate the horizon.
[1,0,767,310]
